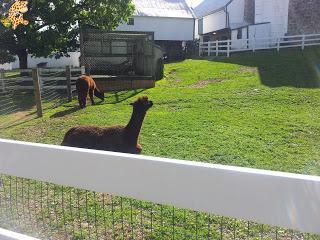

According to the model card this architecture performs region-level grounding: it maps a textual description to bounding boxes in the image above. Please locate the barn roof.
[133,0,195,19]
[189,0,231,18]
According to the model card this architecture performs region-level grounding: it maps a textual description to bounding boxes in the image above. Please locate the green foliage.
[0,0,134,63]
[0,49,15,64]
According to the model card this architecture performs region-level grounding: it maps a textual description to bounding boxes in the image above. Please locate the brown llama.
[62,96,153,154]
[76,75,104,109]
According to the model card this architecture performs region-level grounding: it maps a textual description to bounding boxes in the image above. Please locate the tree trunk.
[17,50,28,76]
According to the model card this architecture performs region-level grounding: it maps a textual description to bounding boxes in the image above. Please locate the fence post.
[227,40,230,58]
[277,38,280,52]
[37,68,43,90]
[32,68,43,118]
[0,69,5,92]
[208,42,211,57]
[216,41,219,57]
[66,66,72,102]
[302,35,305,50]
[253,39,256,53]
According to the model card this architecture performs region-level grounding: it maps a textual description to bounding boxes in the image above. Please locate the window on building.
[237,29,243,39]
[127,18,134,26]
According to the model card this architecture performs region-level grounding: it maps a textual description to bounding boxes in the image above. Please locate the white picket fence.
[199,33,320,57]
[0,139,320,236]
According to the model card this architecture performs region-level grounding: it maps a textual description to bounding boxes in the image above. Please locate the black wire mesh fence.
[0,174,319,240]
[0,67,83,128]
[0,69,36,129]
[38,69,74,111]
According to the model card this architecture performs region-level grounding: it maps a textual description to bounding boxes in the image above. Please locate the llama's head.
[95,90,105,101]
[130,96,153,112]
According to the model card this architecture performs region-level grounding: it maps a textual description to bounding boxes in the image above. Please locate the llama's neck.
[125,109,147,145]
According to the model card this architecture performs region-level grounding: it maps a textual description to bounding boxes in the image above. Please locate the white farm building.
[116,0,196,60]
[191,0,290,42]
[191,0,320,44]
[116,0,320,58]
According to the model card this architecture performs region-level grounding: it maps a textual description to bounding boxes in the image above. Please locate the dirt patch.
[237,67,259,74]
[187,78,229,88]
[169,69,177,74]
[167,69,182,83]
[0,110,36,129]
[9,111,31,120]
[174,78,183,83]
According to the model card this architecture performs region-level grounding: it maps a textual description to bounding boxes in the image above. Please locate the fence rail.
[199,33,320,57]
[0,138,320,238]
[0,67,84,92]
[0,228,40,240]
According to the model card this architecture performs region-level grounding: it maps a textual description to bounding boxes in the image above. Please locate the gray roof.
[190,0,231,18]
[133,0,195,18]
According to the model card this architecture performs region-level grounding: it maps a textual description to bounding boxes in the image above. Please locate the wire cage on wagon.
[80,29,164,92]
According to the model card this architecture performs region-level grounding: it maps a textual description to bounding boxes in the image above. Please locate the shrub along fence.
[0,139,319,240]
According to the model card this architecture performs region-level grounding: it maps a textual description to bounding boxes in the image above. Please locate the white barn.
[192,0,291,46]
[116,0,195,59]
[117,0,195,41]
[254,0,290,38]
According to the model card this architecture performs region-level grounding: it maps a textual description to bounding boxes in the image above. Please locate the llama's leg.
[78,98,82,108]
[78,97,85,109]
[78,95,83,108]
[83,90,89,108]
[83,95,87,108]
[135,144,142,154]
[78,92,87,109]
[89,89,95,105]
[127,144,142,154]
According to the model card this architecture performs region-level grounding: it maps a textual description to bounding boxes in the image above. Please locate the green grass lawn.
[1,47,320,175]
[0,48,320,239]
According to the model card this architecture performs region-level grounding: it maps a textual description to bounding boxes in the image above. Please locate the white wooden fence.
[0,139,320,235]
[199,33,320,57]
[0,67,84,92]
[0,228,40,240]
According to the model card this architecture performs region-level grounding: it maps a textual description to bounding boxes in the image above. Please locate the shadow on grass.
[0,114,37,130]
[0,91,35,116]
[50,106,79,118]
[107,89,146,104]
[209,47,320,88]
[50,89,145,118]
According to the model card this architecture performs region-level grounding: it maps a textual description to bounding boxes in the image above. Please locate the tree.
[0,0,134,69]
[0,49,15,65]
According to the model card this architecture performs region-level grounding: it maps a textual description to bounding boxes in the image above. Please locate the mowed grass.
[1,47,320,175]
[1,47,320,239]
